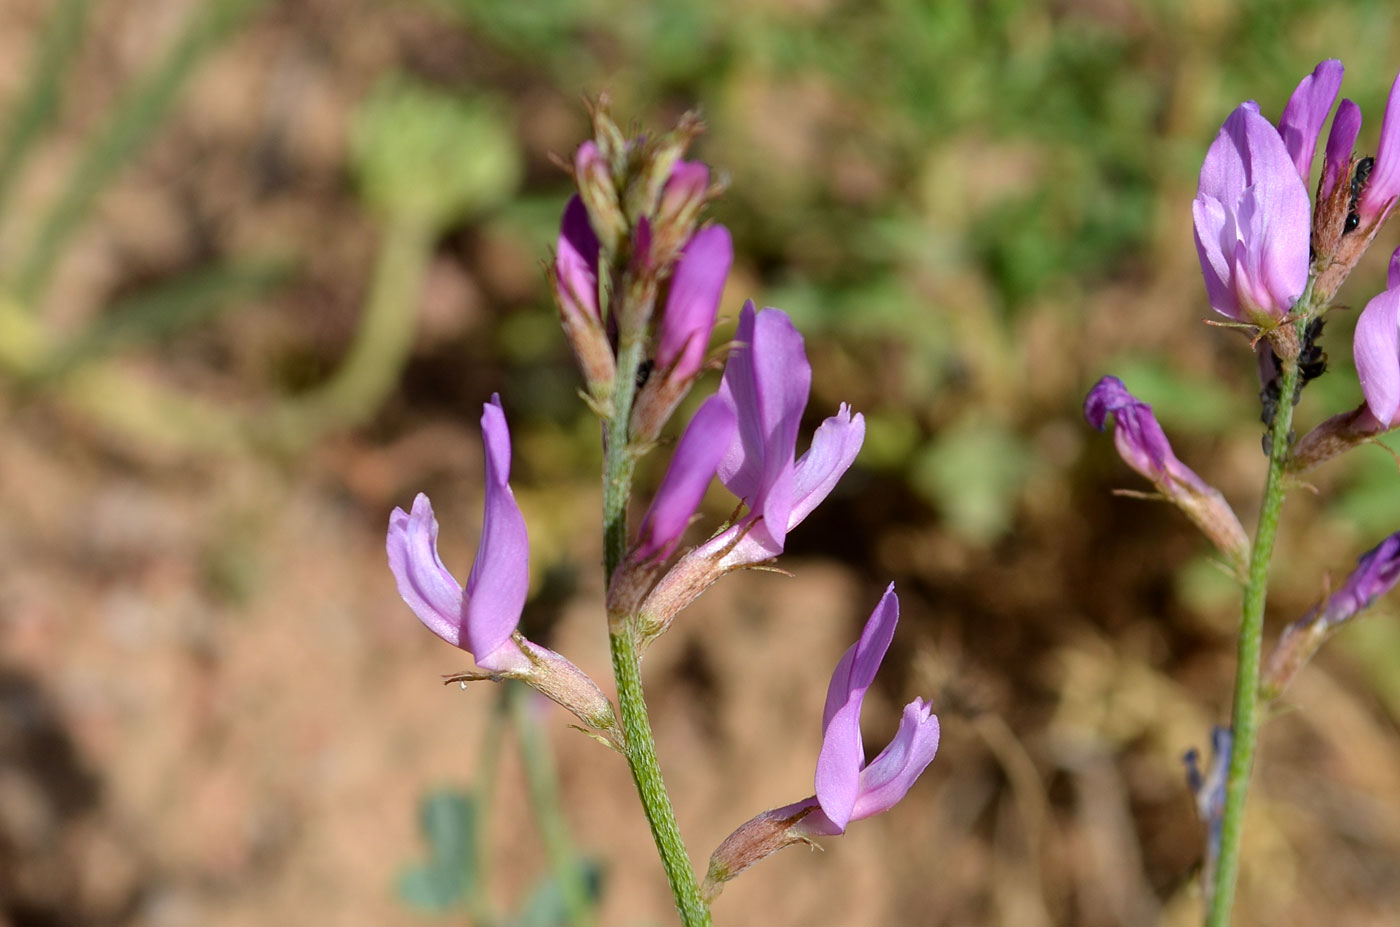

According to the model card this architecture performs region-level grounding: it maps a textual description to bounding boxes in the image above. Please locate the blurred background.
[2,0,1400,924]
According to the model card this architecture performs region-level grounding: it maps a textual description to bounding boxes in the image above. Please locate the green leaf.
[508,859,603,927]
[352,75,521,229]
[396,789,480,912]
[912,419,1036,545]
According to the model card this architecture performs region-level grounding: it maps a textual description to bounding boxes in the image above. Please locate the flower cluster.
[385,103,938,902]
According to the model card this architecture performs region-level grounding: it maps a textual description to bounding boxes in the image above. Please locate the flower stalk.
[1208,331,1300,927]
[602,300,711,926]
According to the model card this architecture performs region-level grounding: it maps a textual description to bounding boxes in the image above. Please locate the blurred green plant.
[270,75,521,447]
[398,683,601,926]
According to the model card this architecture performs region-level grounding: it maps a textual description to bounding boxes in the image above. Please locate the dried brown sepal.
[702,802,821,903]
[442,633,625,752]
[1287,403,1387,473]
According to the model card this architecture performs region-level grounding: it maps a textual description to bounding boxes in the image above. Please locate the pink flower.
[1192,102,1312,323]
[635,395,737,562]
[387,395,530,673]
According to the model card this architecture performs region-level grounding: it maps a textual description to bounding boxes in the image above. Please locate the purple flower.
[1192,102,1312,323]
[1357,69,1400,227]
[387,395,530,673]
[1084,376,1210,492]
[1278,59,1344,184]
[786,585,940,836]
[556,195,600,323]
[710,302,865,566]
[635,395,737,562]
[1317,531,1400,628]
[1353,249,1400,426]
[1085,376,1250,574]
[655,225,732,383]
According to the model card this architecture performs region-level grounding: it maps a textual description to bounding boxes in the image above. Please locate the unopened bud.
[554,196,616,398]
[575,141,626,256]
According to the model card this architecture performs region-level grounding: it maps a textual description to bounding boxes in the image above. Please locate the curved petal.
[787,405,865,531]
[849,698,941,822]
[636,396,737,562]
[464,395,531,671]
[815,586,899,832]
[1084,376,1178,481]
[1278,59,1344,183]
[387,494,465,647]
[656,225,733,378]
[1360,68,1400,224]
[1322,99,1363,201]
[1354,288,1400,426]
[717,304,810,551]
[1390,246,1400,290]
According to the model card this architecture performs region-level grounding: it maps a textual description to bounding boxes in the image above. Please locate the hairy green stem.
[1207,339,1300,926]
[603,329,711,926]
[511,682,594,927]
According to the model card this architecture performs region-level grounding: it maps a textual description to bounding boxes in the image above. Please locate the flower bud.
[575,141,626,256]
[554,196,616,399]
[1084,376,1250,577]
[1261,531,1400,701]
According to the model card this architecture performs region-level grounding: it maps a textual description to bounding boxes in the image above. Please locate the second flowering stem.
[1208,336,1301,927]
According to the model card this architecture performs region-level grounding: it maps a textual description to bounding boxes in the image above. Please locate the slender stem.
[602,325,711,926]
[1207,339,1300,926]
[510,682,594,927]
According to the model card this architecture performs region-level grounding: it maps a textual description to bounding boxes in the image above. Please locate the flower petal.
[387,494,465,647]
[656,225,733,379]
[849,698,941,823]
[1390,246,1400,290]
[557,195,600,321]
[815,585,899,833]
[636,396,737,562]
[1192,195,1239,319]
[717,303,810,551]
[787,404,865,531]
[1360,68,1400,224]
[1277,59,1343,183]
[1354,287,1400,426]
[464,395,531,672]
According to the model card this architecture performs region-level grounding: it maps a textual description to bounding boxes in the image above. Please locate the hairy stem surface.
[603,325,710,925]
[1207,339,1300,926]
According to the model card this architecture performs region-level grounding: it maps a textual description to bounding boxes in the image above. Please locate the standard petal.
[1322,99,1363,201]
[717,304,810,551]
[464,396,530,671]
[1360,68,1400,223]
[387,494,465,647]
[636,396,738,561]
[1354,288,1400,426]
[849,698,941,822]
[815,586,899,833]
[1277,59,1343,183]
[656,225,733,378]
[787,405,865,531]
[1198,106,1250,204]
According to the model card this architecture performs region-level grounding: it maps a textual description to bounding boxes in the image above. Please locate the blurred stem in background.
[1208,333,1301,927]
[510,682,595,927]
[268,216,434,448]
[0,0,91,220]
[9,0,264,305]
